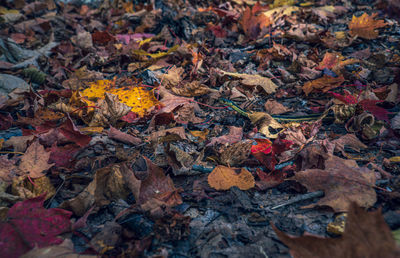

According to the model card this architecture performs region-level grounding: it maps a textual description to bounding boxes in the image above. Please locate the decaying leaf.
[208,165,255,191]
[292,155,376,212]
[349,12,387,40]
[273,202,400,258]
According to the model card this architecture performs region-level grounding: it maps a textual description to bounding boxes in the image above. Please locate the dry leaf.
[240,2,271,39]
[89,92,132,127]
[349,13,387,40]
[292,155,376,212]
[248,112,283,138]
[170,81,210,97]
[208,165,255,191]
[19,141,54,179]
[219,140,253,167]
[273,202,400,258]
[264,99,292,115]
[219,70,278,94]
[302,75,344,96]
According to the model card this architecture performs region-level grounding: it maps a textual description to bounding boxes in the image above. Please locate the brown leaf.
[349,13,387,40]
[264,99,292,115]
[302,75,345,96]
[89,92,132,127]
[136,157,182,206]
[248,112,283,139]
[292,155,376,212]
[206,126,243,146]
[170,80,210,97]
[272,202,400,258]
[208,165,255,191]
[0,156,20,184]
[219,70,278,94]
[19,141,54,179]
[4,135,35,152]
[240,3,271,39]
[219,140,252,167]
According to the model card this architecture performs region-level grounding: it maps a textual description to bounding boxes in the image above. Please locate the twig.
[271,191,324,210]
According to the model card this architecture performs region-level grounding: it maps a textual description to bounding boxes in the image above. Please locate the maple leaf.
[359,99,390,122]
[240,2,271,39]
[273,202,400,258]
[19,141,54,179]
[349,12,387,40]
[208,165,255,191]
[0,194,72,258]
[316,52,358,73]
[292,155,376,212]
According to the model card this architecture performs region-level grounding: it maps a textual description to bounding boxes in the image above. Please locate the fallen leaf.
[0,194,72,258]
[264,99,292,115]
[219,70,278,94]
[59,115,92,147]
[208,165,255,191]
[21,239,96,258]
[81,79,159,116]
[89,92,132,127]
[108,126,142,145]
[19,141,54,179]
[248,112,283,138]
[302,75,345,96]
[256,168,284,190]
[206,126,243,146]
[240,2,271,39]
[349,12,387,40]
[272,202,400,258]
[292,155,376,212]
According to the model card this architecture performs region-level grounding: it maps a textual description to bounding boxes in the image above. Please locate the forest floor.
[1,0,400,257]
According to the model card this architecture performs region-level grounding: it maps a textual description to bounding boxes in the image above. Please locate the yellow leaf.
[190,129,209,142]
[389,156,400,163]
[208,165,255,190]
[81,79,159,116]
[132,45,179,59]
[80,126,104,135]
[219,70,278,94]
[349,13,387,40]
[269,0,297,8]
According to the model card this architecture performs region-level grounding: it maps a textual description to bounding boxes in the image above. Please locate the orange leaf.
[302,75,344,96]
[240,3,271,39]
[349,13,387,40]
[208,165,255,190]
[251,138,272,154]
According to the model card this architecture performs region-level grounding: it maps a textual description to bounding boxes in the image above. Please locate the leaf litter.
[0,0,400,257]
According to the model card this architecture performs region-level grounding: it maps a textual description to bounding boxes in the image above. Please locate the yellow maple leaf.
[349,13,387,40]
[81,79,159,116]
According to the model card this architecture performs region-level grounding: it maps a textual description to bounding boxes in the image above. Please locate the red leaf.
[329,90,358,104]
[59,115,91,147]
[0,194,72,258]
[359,99,389,122]
[91,31,115,45]
[49,143,80,167]
[251,138,272,154]
[256,168,285,190]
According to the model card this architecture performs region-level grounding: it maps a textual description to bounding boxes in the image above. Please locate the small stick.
[271,191,324,210]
